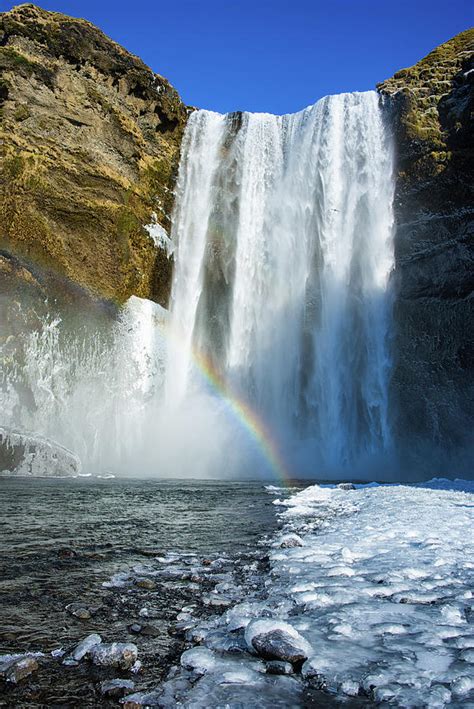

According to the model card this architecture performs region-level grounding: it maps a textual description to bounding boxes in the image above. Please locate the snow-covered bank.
[144,481,473,707]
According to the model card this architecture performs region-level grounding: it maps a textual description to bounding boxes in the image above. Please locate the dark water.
[0,477,281,706]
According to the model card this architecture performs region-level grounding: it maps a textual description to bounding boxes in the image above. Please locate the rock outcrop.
[0,3,188,305]
[0,426,81,477]
[378,30,474,469]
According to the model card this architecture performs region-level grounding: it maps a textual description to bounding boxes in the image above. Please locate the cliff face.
[378,30,474,466]
[0,3,188,305]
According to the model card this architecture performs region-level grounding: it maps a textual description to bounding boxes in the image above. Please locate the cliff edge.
[378,29,474,464]
[0,3,188,305]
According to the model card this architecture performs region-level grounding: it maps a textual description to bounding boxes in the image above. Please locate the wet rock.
[301,660,328,689]
[91,642,138,670]
[245,620,312,665]
[57,547,77,558]
[251,629,309,664]
[71,633,102,661]
[265,660,294,675]
[2,656,39,683]
[100,678,135,698]
[73,607,91,620]
[140,624,160,637]
[203,595,233,608]
[121,690,162,708]
[337,482,356,490]
[0,426,81,478]
[129,624,142,634]
[66,602,99,620]
[136,578,156,590]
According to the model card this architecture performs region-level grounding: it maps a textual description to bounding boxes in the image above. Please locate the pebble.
[265,660,294,675]
[100,678,135,698]
[136,578,156,590]
[65,602,99,620]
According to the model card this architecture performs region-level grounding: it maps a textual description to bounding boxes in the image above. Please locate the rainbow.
[191,348,292,485]
[155,314,292,484]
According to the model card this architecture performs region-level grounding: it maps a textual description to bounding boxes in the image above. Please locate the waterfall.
[168,91,395,475]
[1,91,395,479]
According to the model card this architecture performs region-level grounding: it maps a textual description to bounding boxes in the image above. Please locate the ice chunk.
[180,647,216,675]
[90,642,138,670]
[71,633,102,661]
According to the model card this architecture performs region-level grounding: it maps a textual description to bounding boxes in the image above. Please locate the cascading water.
[168,91,395,476]
[0,91,395,479]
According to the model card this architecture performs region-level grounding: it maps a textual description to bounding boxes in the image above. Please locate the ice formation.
[142,482,474,707]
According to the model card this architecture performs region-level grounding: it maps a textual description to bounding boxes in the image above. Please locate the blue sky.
[2,1,472,113]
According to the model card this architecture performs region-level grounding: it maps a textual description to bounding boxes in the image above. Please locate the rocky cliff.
[378,29,474,468]
[0,3,188,305]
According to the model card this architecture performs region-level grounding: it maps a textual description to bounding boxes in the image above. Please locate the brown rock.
[5,656,39,683]
[0,3,189,306]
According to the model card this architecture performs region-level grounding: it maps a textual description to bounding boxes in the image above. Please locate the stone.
[100,678,135,698]
[245,620,312,665]
[136,578,156,590]
[121,690,162,708]
[90,642,138,670]
[265,660,294,675]
[251,629,309,664]
[4,656,38,683]
[72,607,91,620]
[0,426,80,477]
[140,624,160,637]
[57,547,77,558]
[337,482,356,490]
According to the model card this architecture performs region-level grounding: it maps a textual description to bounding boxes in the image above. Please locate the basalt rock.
[0,4,188,306]
[378,29,474,470]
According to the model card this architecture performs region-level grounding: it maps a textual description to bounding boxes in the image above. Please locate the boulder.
[0,426,80,477]
[245,620,312,665]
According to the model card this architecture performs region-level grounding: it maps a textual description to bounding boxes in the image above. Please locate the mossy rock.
[0,3,189,306]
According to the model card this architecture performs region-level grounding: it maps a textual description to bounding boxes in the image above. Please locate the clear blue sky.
[2,0,472,113]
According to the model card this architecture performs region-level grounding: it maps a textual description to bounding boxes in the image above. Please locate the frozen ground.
[133,480,474,707]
